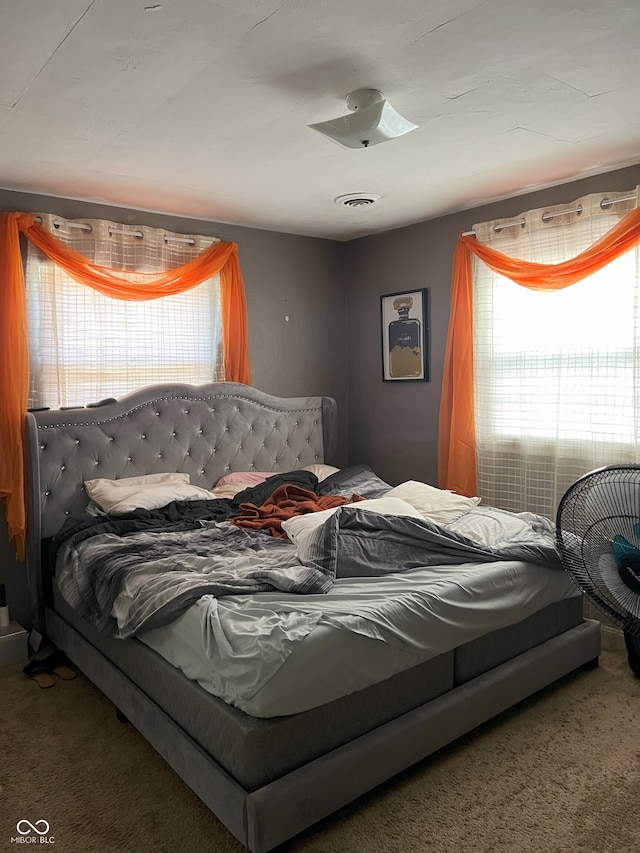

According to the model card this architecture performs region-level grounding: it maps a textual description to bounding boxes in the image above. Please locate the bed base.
[45,606,601,853]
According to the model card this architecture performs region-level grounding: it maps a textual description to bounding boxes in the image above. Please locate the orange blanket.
[231,484,363,538]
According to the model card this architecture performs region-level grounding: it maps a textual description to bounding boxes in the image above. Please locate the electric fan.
[556,464,640,678]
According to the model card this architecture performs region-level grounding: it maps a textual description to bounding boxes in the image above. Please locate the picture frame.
[380,288,429,382]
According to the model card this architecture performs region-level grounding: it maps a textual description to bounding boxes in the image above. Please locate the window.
[25,215,224,409]
[472,191,640,518]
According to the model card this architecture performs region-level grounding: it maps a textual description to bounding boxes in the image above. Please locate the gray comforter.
[300,504,561,578]
[55,502,561,639]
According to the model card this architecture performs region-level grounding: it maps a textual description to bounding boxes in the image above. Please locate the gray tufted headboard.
[24,381,337,631]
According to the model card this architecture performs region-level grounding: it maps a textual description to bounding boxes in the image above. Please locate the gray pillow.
[316,464,391,499]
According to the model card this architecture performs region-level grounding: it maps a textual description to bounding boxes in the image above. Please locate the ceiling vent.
[334,193,381,208]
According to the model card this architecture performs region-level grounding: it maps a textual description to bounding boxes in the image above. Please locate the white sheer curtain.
[472,187,640,518]
[26,214,224,409]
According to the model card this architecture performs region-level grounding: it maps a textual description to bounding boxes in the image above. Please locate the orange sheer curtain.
[0,211,251,558]
[438,205,640,497]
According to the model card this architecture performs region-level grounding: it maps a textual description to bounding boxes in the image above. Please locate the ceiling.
[1,0,639,241]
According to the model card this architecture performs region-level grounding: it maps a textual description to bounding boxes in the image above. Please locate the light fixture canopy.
[309,88,418,150]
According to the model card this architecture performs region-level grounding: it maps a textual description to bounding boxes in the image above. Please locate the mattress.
[137,559,580,716]
[52,584,584,791]
[52,480,577,711]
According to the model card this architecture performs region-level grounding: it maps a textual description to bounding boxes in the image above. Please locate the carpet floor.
[1,648,639,853]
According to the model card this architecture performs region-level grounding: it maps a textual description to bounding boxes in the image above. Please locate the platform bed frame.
[25,382,601,853]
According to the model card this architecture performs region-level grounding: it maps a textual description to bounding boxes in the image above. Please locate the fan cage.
[556,464,640,636]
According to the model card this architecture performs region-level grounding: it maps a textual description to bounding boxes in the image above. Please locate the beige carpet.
[1,649,639,853]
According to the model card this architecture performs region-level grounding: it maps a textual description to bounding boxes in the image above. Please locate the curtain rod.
[461,193,637,238]
[32,216,220,246]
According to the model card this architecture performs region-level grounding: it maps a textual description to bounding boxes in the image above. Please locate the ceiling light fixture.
[309,88,418,150]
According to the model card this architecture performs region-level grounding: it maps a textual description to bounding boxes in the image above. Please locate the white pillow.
[210,482,254,499]
[216,471,274,486]
[282,496,423,553]
[384,480,481,526]
[447,507,552,548]
[301,463,341,482]
[84,472,214,514]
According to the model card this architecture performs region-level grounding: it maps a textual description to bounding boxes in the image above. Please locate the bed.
[24,381,601,853]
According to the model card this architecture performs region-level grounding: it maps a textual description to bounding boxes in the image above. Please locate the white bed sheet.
[138,560,580,718]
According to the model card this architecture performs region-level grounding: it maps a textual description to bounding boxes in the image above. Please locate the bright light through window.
[25,217,225,410]
[476,252,640,442]
[471,193,640,518]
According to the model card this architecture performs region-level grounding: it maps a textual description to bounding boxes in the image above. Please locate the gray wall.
[344,163,640,489]
[0,190,348,627]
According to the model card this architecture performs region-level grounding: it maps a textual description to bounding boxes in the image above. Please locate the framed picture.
[381,288,429,382]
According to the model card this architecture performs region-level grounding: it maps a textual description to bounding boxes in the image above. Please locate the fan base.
[624,631,640,678]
